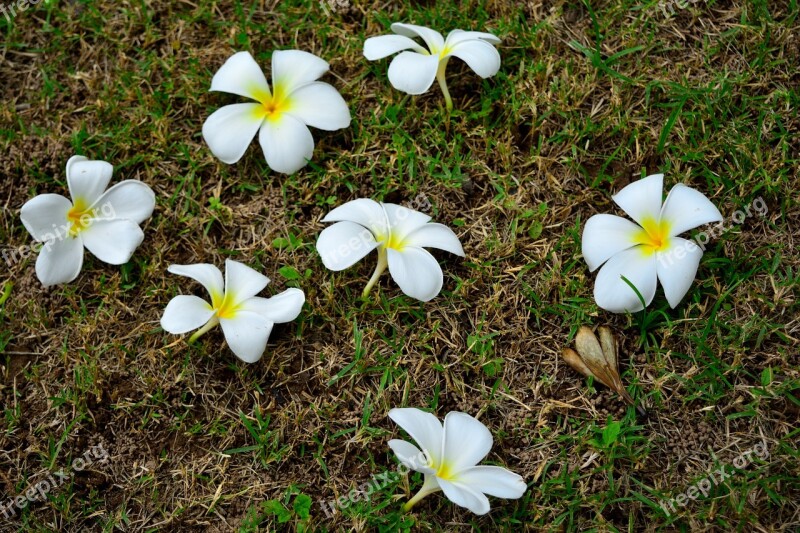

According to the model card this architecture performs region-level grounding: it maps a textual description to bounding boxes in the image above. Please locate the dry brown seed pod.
[562,348,593,379]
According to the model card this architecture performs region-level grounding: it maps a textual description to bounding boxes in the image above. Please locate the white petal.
[593,246,658,313]
[387,247,443,302]
[160,295,214,334]
[445,29,501,46]
[441,412,493,474]
[581,214,642,272]
[202,103,265,164]
[612,173,664,226]
[220,311,274,363]
[387,52,440,95]
[271,49,329,95]
[444,39,501,78]
[35,236,83,286]
[364,34,426,60]
[167,263,225,301]
[316,221,378,271]
[238,288,305,323]
[383,203,432,242]
[66,156,114,206]
[20,194,72,242]
[403,223,464,256]
[80,219,144,265]
[321,198,387,235]
[92,181,155,224]
[390,23,445,52]
[286,82,350,131]
[258,113,315,174]
[455,466,526,499]
[209,51,271,102]
[437,478,491,515]
[659,184,723,237]
[224,259,269,303]
[388,408,443,467]
[388,439,435,474]
[656,237,704,308]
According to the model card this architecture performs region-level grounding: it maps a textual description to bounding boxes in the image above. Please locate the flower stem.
[436,59,453,112]
[188,316,219,344]
[403,476,441,512]
[362,247,388,298]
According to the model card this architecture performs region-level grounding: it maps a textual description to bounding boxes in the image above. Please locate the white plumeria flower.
[315,199,464,302]
[582,173,723,313]
[160,260,305,363]
[364,23,501,110]
[388,408,526,515]
[19,156,155,287]
[202,50,351,174]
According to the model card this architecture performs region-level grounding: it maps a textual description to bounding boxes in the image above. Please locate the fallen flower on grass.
[388,408,526,515]
[582,173,723,313]
[202,50,351,174]
[562,326,646,416]
[160,259,305,363]
[364,23,501,110]
[315,199,464,301]
[19,155,155,287]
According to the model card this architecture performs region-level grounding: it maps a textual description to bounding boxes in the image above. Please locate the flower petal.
[455,466,527,499]
[437,478,491,515]
[656,237,704,308]
[202,103,265,164]
[66,156,114,206]
[581,214,642,272]
[445,29,501,46]
[387,52,440,95]
[387,246,443,302]
[316,221,379,271]
[659,184,723,237]
[388,439,435,474]
[388,408,443,467]
[92,181,155,224]
[20,194,72,242]
[612,173,664,227]
[238,288,305,323]
[383,203,431,242]
[390,23,445,52]
[442,412,493,474]
[35,236,83,286]
[258,113,315,174]
[271,49,329,95]
[364,34,427,60]
[224,259,270,304]
[286,82,350,131]
[80,219,144,265]
[321,198,387,235]
[403,223,464,256]
[593,246,658,313]
[443,38,501,78]
[209,51,271,102]
[167,263,225,301]
[219,311,273,363]
[160,295,214,334]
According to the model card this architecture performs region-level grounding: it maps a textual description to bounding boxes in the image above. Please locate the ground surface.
[1,0,799,531]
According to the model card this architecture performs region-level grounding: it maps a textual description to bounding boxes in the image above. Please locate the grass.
[1,0,799,531]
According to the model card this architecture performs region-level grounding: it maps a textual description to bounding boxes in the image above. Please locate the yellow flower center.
[436,461,455,481]
[378,232,406,252]
[66,198,92,236]
[211,291,240,320]
[633,217,671,256]
[251,81,292,122]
